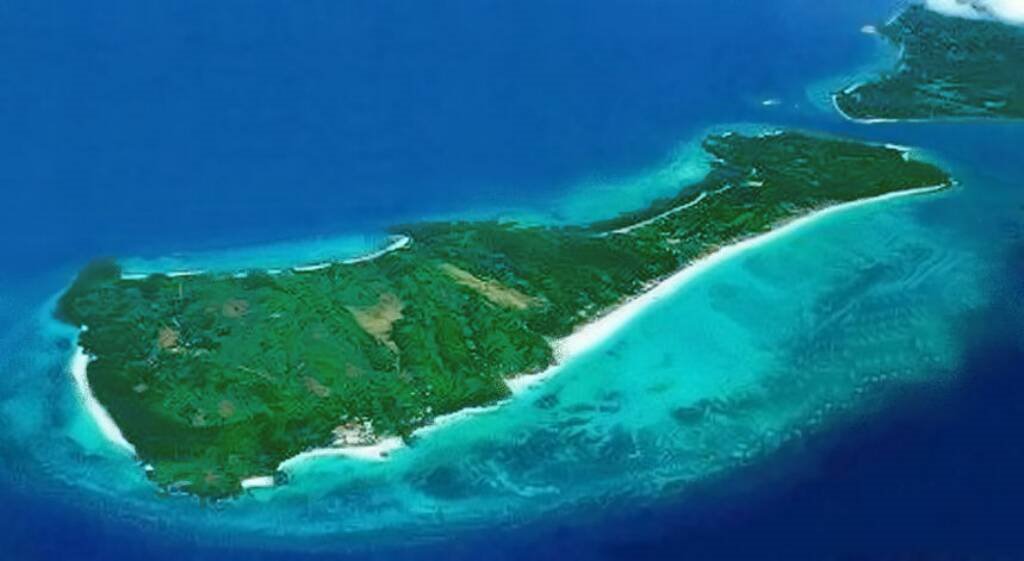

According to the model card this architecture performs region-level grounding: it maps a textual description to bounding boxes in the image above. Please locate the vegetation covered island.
[834,6,1024,121]
[57,131,951,498]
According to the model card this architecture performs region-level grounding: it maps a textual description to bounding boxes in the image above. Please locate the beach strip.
[72,184,948,483]
[508,183,948,394]
[70,343,137,455]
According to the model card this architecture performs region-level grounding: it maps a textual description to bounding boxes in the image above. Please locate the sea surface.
[1,0,1023,559]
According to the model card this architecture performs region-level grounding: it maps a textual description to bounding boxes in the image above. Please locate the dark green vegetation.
[57,131,951,498]
[835,6,1024,121]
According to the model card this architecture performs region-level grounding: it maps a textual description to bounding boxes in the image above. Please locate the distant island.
[56,130,951,498]
[835,5,1024,122]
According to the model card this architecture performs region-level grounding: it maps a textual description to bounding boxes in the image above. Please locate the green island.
[834,5,1024,122]
[56,130,951,498]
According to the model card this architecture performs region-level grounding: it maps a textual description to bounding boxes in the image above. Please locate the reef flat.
[56,130,951,498]
[835,6,1024,122]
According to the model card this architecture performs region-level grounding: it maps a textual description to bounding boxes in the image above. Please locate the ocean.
[1,0,1023,558]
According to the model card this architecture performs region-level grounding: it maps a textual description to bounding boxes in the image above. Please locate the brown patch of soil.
[304,376,331,398]
[440,263,537,310]
[222,298,250,318]
[346,292,405,353]
[157,326,180,351]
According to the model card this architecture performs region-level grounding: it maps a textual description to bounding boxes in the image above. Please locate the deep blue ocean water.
[2,0,1023,559]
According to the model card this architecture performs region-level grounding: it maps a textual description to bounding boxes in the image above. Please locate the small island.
[834,5,1024,122]
[56,130,951,498]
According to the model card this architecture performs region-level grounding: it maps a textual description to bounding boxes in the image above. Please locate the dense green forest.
[835,6,1024,121]
[57,130,951,498]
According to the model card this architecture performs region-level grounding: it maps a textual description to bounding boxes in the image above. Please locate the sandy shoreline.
[70,343,137,455]
[69,184,948,490]
[831,91,895,124]
[289,235,412,273]
[119,235,412,280]
[273,182,950,482]
[508,182,949,395]
[831,91,1024,125]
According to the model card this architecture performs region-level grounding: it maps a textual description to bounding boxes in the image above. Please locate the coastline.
[831,91,899,124]
[507,182,950,396]
[269,181,951,485]
[832,91,1024,125]
[68,183,949,492]
[119,235,412,280]
[340,235,411,265]
[288,236,410,273]
[69,343,137,455]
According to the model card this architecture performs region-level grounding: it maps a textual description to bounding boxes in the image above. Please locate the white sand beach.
[291,262,331,273]
[72,183,947,485]
[277,436,405,471]
[508,182,949,395]
[240,475,276,489]
[831,91,903,124]
[70,343,136,455]
[120,236,411,279]
[342,235,411,264]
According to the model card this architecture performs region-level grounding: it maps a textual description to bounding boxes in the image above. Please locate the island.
[56,130,952,498]
[834,5,1024,122]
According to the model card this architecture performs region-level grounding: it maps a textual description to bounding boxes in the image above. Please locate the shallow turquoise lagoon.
[1,0,1022,555]
[0,155,1004,545]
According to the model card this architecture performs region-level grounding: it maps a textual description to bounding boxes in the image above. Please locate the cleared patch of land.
[440,264,537,310]
[346,293,405,353]
[57,130,952,498]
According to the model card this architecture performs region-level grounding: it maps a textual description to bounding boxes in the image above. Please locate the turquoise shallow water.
[0,148,1005,546]
[2,0,1024,556]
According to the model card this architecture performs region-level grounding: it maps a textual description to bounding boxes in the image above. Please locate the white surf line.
[831,88,945,124]
[83,185,948,485]
[120,269,208,279]
[119,235,413,280]
[70,338,137,456]
[409,403,503,439]
[341,235,411,265]
[71,241,418,474]
[257,182,951,485]
[291,262,331,273]
[240,475,276,489]
[831,92,904,124]
[264,403,503,485]
[276,437,406,471]
[246,439,404,490]
[885,144,913,161]
[291,235,411,272]
[831,90,1015,125]
[507,182,950,394]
